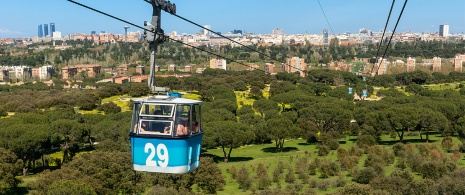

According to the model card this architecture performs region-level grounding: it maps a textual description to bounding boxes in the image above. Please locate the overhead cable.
[142,0,305,73]
[67,0,267,74]
[369,0,396,76]
[374,0,409,77]
[317,0,335,35]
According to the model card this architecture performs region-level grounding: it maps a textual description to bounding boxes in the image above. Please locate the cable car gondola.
[129,94,203,174]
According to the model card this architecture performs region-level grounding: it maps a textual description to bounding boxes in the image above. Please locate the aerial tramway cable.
[66,0,268,74]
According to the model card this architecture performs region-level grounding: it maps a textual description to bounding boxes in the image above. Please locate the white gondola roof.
[134,95,201,104]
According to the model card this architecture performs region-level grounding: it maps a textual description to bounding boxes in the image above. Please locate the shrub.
[356,135,377,148]
[354,167,377,184]
[334,176,346,187]
[419,160,446,179]
[441,136,454,152]
[308,161,317,175]
[285,168,296,183]
[317,144,330,156]
[336,147,349,160]
[349,145,363,157]
[316,179,331,191]
[324,139,340,150]
[392,142,405,157]
[255,163,271,190]
[390,169,414,182]
[272,167,281,183]
[228,165,238,180]
[336,183,374,195]
[237,166,252,191]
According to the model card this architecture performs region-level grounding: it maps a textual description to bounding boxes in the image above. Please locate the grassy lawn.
[203,132,465,194]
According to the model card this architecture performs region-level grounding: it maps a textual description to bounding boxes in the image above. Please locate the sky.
[0,0,464,38]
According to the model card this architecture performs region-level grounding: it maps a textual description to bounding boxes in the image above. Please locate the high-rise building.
[50,23,55,34]
[323,29,329,45]
[233,29,242,35]
[203,25,211,36]
[285,57,307,77]
[44,24,49,37]
[439,24,449,37]
[38,24,43,37]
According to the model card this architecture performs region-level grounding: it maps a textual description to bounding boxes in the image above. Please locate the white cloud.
[0,28,23,35]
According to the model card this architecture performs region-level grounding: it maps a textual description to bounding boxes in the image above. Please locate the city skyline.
[0,0,464,38]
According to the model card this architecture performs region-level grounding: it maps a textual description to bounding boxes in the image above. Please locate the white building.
[52,31,62,40]
[209,59,227,70]
[439,24,449,37]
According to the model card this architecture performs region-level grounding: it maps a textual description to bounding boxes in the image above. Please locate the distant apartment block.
[31,65,54,80]
[265,63,275,73]
[285,57,307,77]
[433,57,442,72]
[394,59,405,66]
[247,64,259,71]
[136,65,145,75]
[0,65,54,82]
[377,58,388,75]
[116,64,128,76]
[210,59,227,70]
[168,64,176,72]
[455,55,463,72]
[184,65,192,73]
[407,57,416,72]
[62,64,101,80]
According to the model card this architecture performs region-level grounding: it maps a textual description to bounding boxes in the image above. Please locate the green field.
[204,133,465,194]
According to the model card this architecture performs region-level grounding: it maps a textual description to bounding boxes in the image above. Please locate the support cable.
[67,0,267,74]
[142,0,305,73]
[369,0,396,76]
[317,0,335,35]
[372,0,408,85]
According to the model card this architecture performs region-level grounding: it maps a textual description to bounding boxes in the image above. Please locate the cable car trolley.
[129,94,203,174]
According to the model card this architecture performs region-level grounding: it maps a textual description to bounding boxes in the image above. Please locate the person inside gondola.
[176,119,189,136]
[138,121,148,133]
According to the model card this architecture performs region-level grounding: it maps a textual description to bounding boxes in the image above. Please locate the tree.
[47,180,96,195]
[249,86,264,99]
[253,99,279,116]
[193,157,225,194]
[204,121,253,162]
[417,108,448,142]
[267,117,294,152]
[298,102,352,137]
[29,151,144,195]
[384,106,419,143]
[100,102,121,114]
[0,148,22,194]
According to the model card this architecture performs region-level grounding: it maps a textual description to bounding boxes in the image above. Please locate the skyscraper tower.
[439,24,449,37]
[44,24,49,37]
[124,26,130,42]
[323,29,329,45]
[50,23,55,35]
[203,25,211,36]
[38,24,43,37]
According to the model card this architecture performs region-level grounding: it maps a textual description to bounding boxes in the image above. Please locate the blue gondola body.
[348,87,353,94]
[130,133,203,173]
[362,89,368,97]
[129,94,203,174]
